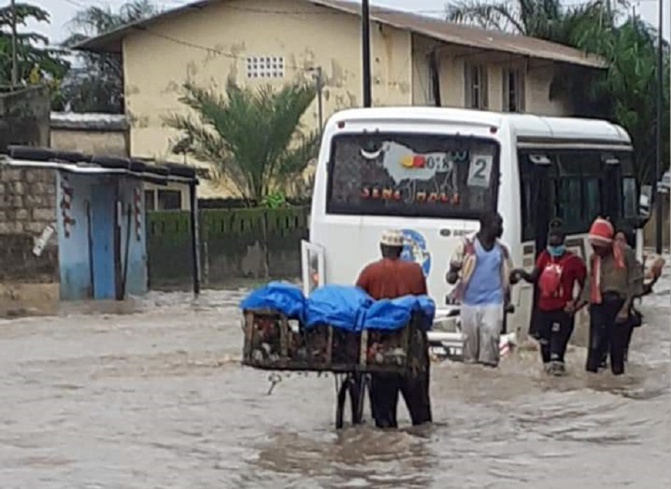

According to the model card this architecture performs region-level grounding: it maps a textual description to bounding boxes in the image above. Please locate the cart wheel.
[335,374,367,429]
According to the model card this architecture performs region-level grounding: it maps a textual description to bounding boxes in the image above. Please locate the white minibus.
[301,107,642,358]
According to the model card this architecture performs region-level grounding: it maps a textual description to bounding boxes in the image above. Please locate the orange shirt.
[356,258,427,300]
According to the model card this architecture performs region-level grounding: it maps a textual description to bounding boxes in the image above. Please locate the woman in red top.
[511,219,587,375]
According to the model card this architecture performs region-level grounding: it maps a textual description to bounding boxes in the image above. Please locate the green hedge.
[147,206,310,239]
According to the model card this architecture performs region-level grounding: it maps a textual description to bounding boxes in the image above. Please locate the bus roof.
[329,107,631,145]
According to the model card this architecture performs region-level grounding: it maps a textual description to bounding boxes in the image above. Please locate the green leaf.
[164,80,318,204]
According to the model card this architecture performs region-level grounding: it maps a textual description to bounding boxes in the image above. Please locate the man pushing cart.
[239,231,435,429]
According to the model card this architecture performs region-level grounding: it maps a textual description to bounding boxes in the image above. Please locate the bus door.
[529,154,554,254]
[525,154,555,337]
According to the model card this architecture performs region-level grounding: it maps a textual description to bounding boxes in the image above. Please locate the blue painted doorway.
[90,184,116,299]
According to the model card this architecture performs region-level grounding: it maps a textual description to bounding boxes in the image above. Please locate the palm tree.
[445,0,612,44]
[61,0,159,113]
[67,0,158,38]
[164,80,319,205]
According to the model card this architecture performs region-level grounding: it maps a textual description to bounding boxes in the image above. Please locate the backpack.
[538,261,564,298]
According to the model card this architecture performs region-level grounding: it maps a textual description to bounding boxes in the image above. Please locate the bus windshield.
[326,133,500,219]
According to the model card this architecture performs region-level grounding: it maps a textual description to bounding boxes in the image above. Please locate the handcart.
[241,308,428,429]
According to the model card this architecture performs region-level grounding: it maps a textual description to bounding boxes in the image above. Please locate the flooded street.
[0,282,668,488]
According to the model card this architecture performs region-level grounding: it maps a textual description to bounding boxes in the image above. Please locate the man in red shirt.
[511,219,587,375]
[356,229,432,428]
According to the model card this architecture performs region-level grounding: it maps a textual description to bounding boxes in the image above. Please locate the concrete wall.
[0,87,58,283]
[119,178,148,296]
[0,86,50,147]
[57,173,147,300]
[146,207,309,288]
[57,173,92,299]
[50,129,128,157]
[49,112,129,157]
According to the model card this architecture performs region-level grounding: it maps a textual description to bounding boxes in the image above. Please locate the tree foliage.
[446,0,610,42]
[582,18,670,183]
[446,0,670,183]
[62,0,158,113]
[0,3,69,105]
[165,80,319,204]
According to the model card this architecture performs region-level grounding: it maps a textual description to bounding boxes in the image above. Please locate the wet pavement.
[0,280,668,488]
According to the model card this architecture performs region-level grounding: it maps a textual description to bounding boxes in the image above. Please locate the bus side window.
[620,154,638,219]
[556,177,582,225]
[518,152,536,242]
[519,148,631,238]
[520,178,534,241]
[554,151,605,233]
[518,151,556,242]
[622,177,638,218]
[584,178,602,221]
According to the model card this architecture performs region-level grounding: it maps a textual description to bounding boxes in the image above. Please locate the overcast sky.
[28,0,671,45]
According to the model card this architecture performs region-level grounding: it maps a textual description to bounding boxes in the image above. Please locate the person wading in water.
[356,229,432,429]
[580,217,643,376]
[511,219,586,375]
[446,212,513,368]
[598,226,665,367]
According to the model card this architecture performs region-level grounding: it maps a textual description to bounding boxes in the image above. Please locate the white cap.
[380,229,404,247]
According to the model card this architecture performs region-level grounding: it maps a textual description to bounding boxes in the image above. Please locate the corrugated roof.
[73,0,604,68]
[1,146,198,184]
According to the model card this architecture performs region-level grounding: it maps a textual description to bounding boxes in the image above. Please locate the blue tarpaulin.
[416,296,436,330]
[239,281,305,320]
[362,295,435,331]
[240,283,435,332]
[304,285,374,331]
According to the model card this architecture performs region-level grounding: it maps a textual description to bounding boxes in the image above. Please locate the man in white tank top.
[446,212,513,367]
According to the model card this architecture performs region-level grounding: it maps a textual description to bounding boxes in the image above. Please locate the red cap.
[588,217,614,245]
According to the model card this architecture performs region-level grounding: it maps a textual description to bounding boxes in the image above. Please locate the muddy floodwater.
[0,283,668,489]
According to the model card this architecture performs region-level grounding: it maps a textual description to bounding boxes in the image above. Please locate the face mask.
[547,244,566,257]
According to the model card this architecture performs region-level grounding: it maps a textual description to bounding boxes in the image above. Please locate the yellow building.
[76,0,604,202]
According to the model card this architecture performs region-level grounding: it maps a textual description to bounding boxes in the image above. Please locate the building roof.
[73,0,604,69]
[0,146,198,185]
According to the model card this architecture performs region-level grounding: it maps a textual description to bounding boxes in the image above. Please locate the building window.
[464,63,488,109]
[502,68,525,113]
[157,190,182,210]
[246,56,285,79]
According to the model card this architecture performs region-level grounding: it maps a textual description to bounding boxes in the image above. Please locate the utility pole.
[311,66,324,132]
[654,0,663,253]
[10,0,18,87]
[361,0,372,108]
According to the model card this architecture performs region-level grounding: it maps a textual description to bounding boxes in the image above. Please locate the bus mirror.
[529,154,551,166]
